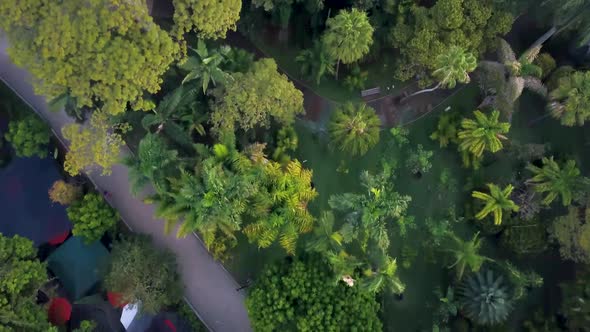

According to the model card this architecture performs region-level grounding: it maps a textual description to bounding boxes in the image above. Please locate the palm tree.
[295,40,336,84]
[445,232,492,279]
[457,110,510,160]
[305,211,344,253]
[180,40,231,93]
[526,157,587,206]
[478,39,547,121]
[404,46,477,100]
[548,71,590,126]
[360,253,406,294]
[472,184,519,225]
[322,8,374,78]
[328,102,381,156]
[124,133,178,195]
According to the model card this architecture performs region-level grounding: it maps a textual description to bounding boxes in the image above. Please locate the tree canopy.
[0,0,177,115]
[322,8,374,66]
[4,114,50,158]
[66,192,118,243]
[172,0,241,41]
[328,102,381,156]
[549,71,590,126]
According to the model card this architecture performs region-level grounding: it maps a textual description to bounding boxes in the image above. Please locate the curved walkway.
[0,36,251,332]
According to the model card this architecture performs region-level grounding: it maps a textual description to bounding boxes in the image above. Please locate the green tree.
[180,41,231,93]
[458,269,513,325]
[104,235,182,314]
[295,40,335,84]
[457,110,510,165]
[4,114,50,158]
[328,102,381,157]
[210,58,304,133]
[124,133,178,195]
[66,192,118,243]
[0,234,52,331]
[322,8,374,78]
[430,112,460,148]
[245,159,318,254]
[548,71,590,126]
[0,0,177,115]
[246,257,382,332]
[405,144,434,175]
[549,205,590,263]
[472,184,519,225]
[171,0,241,40]
[526,157,586,206]
[445,232,492,279]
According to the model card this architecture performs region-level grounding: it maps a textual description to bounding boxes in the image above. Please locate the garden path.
[0,36,252,332]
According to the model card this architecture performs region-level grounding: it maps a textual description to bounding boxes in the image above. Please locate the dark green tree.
[180,40,231,93]
[458,269,514,326]
[548,71,590,126]
[526,157,587,206]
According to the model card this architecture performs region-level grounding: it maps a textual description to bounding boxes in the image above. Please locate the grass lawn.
[225,84,589,330]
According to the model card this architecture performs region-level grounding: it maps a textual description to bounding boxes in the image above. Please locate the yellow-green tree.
[62,112,130,176]
[172,0,241,40]
[0,0,177,115]
[210,58,304,133]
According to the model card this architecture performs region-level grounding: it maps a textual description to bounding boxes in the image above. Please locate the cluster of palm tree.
[526,157,589,206]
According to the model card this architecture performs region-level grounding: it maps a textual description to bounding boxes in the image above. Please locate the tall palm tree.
[478,39,547,121]
[328,102,381,156]
[445,232,492,280]
[472,184,520,225]
[526,157,587,206]
[322,8,374,78]
[124,133,178,195]
[295,40,336,84]
[405,46,477,100]
[180,40,231,93]
[548,71,590,126]
[458,110,510,159]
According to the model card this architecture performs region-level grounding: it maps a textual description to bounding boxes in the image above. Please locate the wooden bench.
[361,87,381,98]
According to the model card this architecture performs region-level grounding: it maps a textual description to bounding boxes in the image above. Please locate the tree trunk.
[530,26,557,49]
[400,83,441,103]
[335,60,340,80]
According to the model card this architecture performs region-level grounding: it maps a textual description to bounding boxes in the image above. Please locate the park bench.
[361,87,381,99]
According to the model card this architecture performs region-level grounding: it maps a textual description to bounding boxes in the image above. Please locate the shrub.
[534,53,556,79]
[48,180,82,206]
[246,257,382,331]
[4,114,50,158]
[66,193,118,243]
[547,65,574,91]
[405,144,433,175]
[104,235,182,314]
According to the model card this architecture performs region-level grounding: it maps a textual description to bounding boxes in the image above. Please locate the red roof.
[48,297,72,325]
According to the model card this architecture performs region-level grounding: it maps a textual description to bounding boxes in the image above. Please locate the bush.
[405,144,433,175]
[48,180,82,206]
[104,235,182,314]
[246,257,382,332]
[4,114,50,158]
[547,65,574,91]
[534,53,556,79]
[66,192,118,243]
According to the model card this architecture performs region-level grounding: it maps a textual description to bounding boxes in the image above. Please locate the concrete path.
[0,36,252,332]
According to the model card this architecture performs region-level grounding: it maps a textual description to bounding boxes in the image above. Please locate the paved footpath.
[0,36,252,332]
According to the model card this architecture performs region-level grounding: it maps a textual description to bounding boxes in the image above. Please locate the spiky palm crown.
[549,71,590,126]
[328,102,381,156]
[432,46,477,89]
[458,110,510,158]
[446,232,490,279]
[472,183,519,225]
[459,269,514,326]
[526,157,584,206]
[322,8,374,64]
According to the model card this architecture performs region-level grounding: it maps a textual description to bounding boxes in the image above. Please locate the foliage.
[223,48,255,73]
[389,126,409,147]
[0,234,52,331]
[328,102,381,156]
[180,41,231,93]
[330,163,413,245]
[343,65,369,92]
[430,112,460,148]
[559,271,590,331]
[549,71,590,126]
[48,180,82,206]
[495,261,542,300]
[322,8,374,65]
[389,0,513,85]
[526,157,587,206]
[4,114,50,158]
[176,301,207,331]
[458,110,510,167]
[171,0,241,41]
[472,184,519,225]
[124,133,179,195]
[272,126,298,163]
[405,144,433,175]
[246,257,382,332]
[72,320,97,332]
[458,269,514,326]
[245,159,318,254]
[500,220,548,256]
[62,111,130,176]
[432,46,477,89]
[104,235,182,314]
[295,40,335,84]
[549,205,590,264]
[66,192,118,243]
[547,65,575,91]
[522,310,560,332]
[433,287,459,324]
[445,232,491,279]
[211,58,304,133]
[0,0,177,115]
[534,53,556,79]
